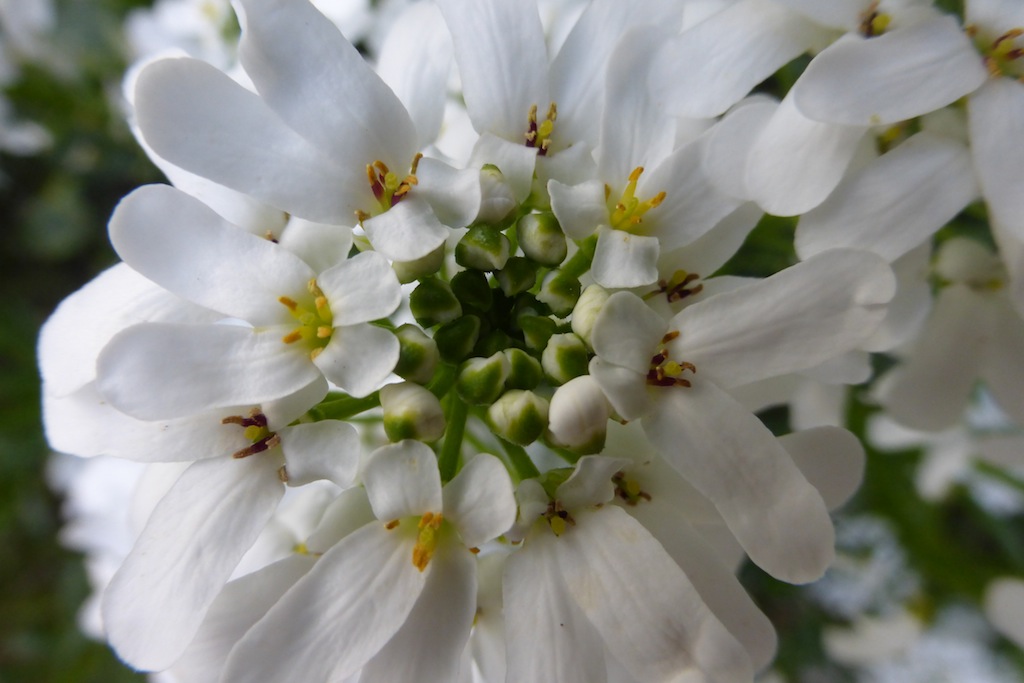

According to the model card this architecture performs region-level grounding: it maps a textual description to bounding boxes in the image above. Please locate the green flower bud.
[487,390,549,446]
[518,314,557,351]
[392,243,446,284]
[456,352,510,405]
[451,269,493,311]
[503,348,542,390]
[410,277,462,328]
[536,270,581,317]
[393,324,440,384]
[456,224,511,271]
[434,315,481,363]
[475,329,513,357]
[517,213,566,267]
[380,382,446,443]
[541,332,589,385]
[495,257,538,296]
[570,284,610,348]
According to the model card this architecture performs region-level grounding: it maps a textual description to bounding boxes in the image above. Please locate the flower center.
[222,408,281,458]
[543,499,575,537]
[606,166,666,233]
[525,102,557,156]
[412,511,443,571]
[967,25,1024,79]
[644,270,704,303]
[612,471,652,506]
[859,1,891,38]
[356,153,423,221]
[646,331,696,388]
[279,278,334,360]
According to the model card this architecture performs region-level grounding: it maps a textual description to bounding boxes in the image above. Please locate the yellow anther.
[278,465,289,483]
[278,296,299,311]
[525,102,558,155]
[282,330,303,344]
[608,166,667,233]
[385,519,401,530]
[279,279,333,356]
[365,154,423,214]
[412,512,444,571]
[317,326,332,339]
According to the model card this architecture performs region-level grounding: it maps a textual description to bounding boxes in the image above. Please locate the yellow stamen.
[608,167,667,233]
[412,512,443,571]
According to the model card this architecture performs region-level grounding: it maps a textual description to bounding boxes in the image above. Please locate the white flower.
[589,249,894,582]
[220,442,516,682]
[95,184,401,421]
[505,456,753,683]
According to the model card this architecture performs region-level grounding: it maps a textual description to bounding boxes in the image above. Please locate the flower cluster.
[39,0,1024,681]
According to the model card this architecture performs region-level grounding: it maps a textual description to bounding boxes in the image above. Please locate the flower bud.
[393,324,440,385]
[487,390,549,446]
[517,213,566,267]
[455,224,511,271]
[476,165,518,226]
[456,352,510,405]
[410,277,462,328]
[380,382,446,443]
[451,269,494,311]
[537,270,581,316]
[495,257,538,296]
[518,314,556,351]
[547,375,610,454]
[434,315,481,363]
[392,243,445,284]
[541,333,589,385]
[503,348,542,390]
[570,284,610,348]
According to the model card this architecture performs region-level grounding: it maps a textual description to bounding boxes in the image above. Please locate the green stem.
[305,393,380,421]
[438,394,468,483]
[498,437,541,481]
[427,363,458,399]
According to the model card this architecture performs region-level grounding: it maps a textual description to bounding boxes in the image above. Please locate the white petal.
[745,92,867,216]
[558,507,753,683]
[317,251,401,326]
[659,202,764,280]
[778,426,864,510]
[655,0,825,118]
[643,383,835,583]
[364,440,443,521]
[38,263,216,397]
[97,323,322,420]
[588,357,653,422]
[796,132,978,261]
[548,178,607,240]
[672,249,895,389]
[102,456,284,670]
[110,184,316,325]
[556,455,630,511]
[167,555,316,683]
[313,323,399,398]
[436,0,549,142]
[468,132,538,203]
[134,57,359,222]
[592,291,668,374]
[443,453,516,547]
[277,217,353,274]
[793,18,987,126]
[361,197,449,262]
[969,78,1024,239]
[591,227,661,289]
[415,157,481,228]
[702,97,777,201]
[985,577,1024,649]
[360,542,476,683]
[375,2,452,148]
[980,297,1024,423]
[504,532,608,683]
[279,420,361,488]
[862,243,934,352]
[598,25,676,181]
[874,285,989,430]
[236,0,417,171]
[220,522,426,682]
[629,500,777,671]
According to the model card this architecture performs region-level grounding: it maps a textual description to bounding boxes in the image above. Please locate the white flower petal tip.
[985,577,1024,649]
